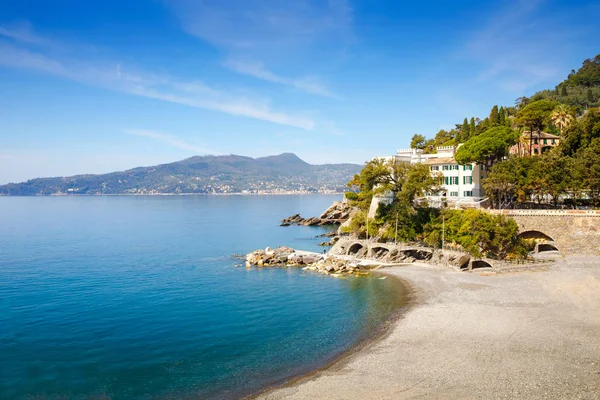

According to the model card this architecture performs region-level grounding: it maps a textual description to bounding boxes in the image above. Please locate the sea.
[0,195,409,399]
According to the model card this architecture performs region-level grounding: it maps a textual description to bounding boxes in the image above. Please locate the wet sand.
[259,255,600,399]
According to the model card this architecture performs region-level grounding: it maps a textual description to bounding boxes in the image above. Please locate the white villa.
[370,146,487,215]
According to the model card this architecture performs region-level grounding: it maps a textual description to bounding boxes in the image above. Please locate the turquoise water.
[0,195,407,399]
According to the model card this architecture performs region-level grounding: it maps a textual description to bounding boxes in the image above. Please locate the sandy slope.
[259,256,600,399]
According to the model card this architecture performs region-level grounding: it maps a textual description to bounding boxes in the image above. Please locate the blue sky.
[0,0,598,183]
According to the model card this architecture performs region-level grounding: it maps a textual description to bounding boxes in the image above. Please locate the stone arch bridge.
[488,210,600,255]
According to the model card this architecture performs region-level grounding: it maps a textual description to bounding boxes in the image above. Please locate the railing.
[487,209,600,217]
[499,258,554,265]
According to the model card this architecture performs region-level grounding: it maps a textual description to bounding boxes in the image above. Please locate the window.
[534,148,539,154]
[453,165,459,170]
[463,191,473,197]
[463,165,473,171]
[450,191,458,197]
[442,165,449,170]
[543,139,548,145]
[533,138,538,144]
[552,139,555,145]
[463,176,473,184]
[430,166,439,171]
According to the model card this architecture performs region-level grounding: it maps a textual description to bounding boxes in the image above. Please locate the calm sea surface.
[0,195,408,399]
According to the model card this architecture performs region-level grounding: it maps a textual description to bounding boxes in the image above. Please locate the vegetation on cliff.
[343,159,526,259]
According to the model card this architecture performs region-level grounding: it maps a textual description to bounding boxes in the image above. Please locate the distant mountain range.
[0,153,363,195]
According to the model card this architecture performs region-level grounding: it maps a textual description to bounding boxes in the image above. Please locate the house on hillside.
[509,131,561,156]
[396,146,486,200]
[369,146,486,214]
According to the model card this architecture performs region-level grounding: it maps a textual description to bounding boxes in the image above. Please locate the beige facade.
[509,131,561,156]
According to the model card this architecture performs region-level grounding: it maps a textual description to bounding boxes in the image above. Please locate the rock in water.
[280,201,354,227]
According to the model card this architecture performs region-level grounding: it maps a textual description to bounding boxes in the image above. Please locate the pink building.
[509,131,561,156]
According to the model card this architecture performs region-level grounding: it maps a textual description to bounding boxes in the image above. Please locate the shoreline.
[0,192,346,197]
[247,271,418,400]
[258,256,600,399]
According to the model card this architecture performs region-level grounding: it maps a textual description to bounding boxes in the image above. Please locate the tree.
[515,100,557,155]
[572,138,600,206]
[433,129,455,146]
[550,104,574,134]
[454,126,519,167]
[469,117,476,137]
[588,88,595,104]
[565,54,600,87]
[490,105,500,126]
[423,209,525,259]
[561,86,568,96]
[410,134,427,149]
[499,106,506,125]
[529,152,570,206]
[515,96,530,109]
[344,159,441,241]
[459,118,470,142]
[560,108,600,156]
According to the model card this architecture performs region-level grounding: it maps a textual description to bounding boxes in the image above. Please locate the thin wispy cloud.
[0,20,46,45]
[0,28,316,130]
[164,0,350,101]
[224,58,341,98]
[164,0,353,49]
[125,129,218,154]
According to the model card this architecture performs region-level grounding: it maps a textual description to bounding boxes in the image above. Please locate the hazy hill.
[0,153,362,195]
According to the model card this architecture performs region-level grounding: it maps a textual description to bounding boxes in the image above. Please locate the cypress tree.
[587,89,595,103]
[561,86,568,96]
[499,106,506,126]
[461,118,469,142]
[490,105,500,126]
[554,87,560,95]
[469,117,476,136]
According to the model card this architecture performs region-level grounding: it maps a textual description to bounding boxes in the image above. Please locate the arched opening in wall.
[541,146,553,154]
[404,249,433,261]
[459,259,470,270]
[538,243,559,252]
[347,243,364,256]
[371,247,389,260]
[519,230,554,242]
[471,260,493,270]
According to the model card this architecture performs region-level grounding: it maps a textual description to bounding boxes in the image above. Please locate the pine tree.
[561,86,568,96]
[490,105,500,126]
[469,117,476,137]
[460,118,469,142]
[499,107,506,126]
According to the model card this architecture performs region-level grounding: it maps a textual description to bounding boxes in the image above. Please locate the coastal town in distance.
[1,1,600,400]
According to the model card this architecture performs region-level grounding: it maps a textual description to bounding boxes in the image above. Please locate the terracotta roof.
[522,131,561,139]
[423,157,456,165]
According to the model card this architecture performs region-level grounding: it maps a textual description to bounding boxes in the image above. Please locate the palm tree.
[551,104,574,135]
[518,132,530,156]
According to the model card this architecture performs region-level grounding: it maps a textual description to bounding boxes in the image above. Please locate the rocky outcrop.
[280,201,353,226]
[243,247,371,276]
